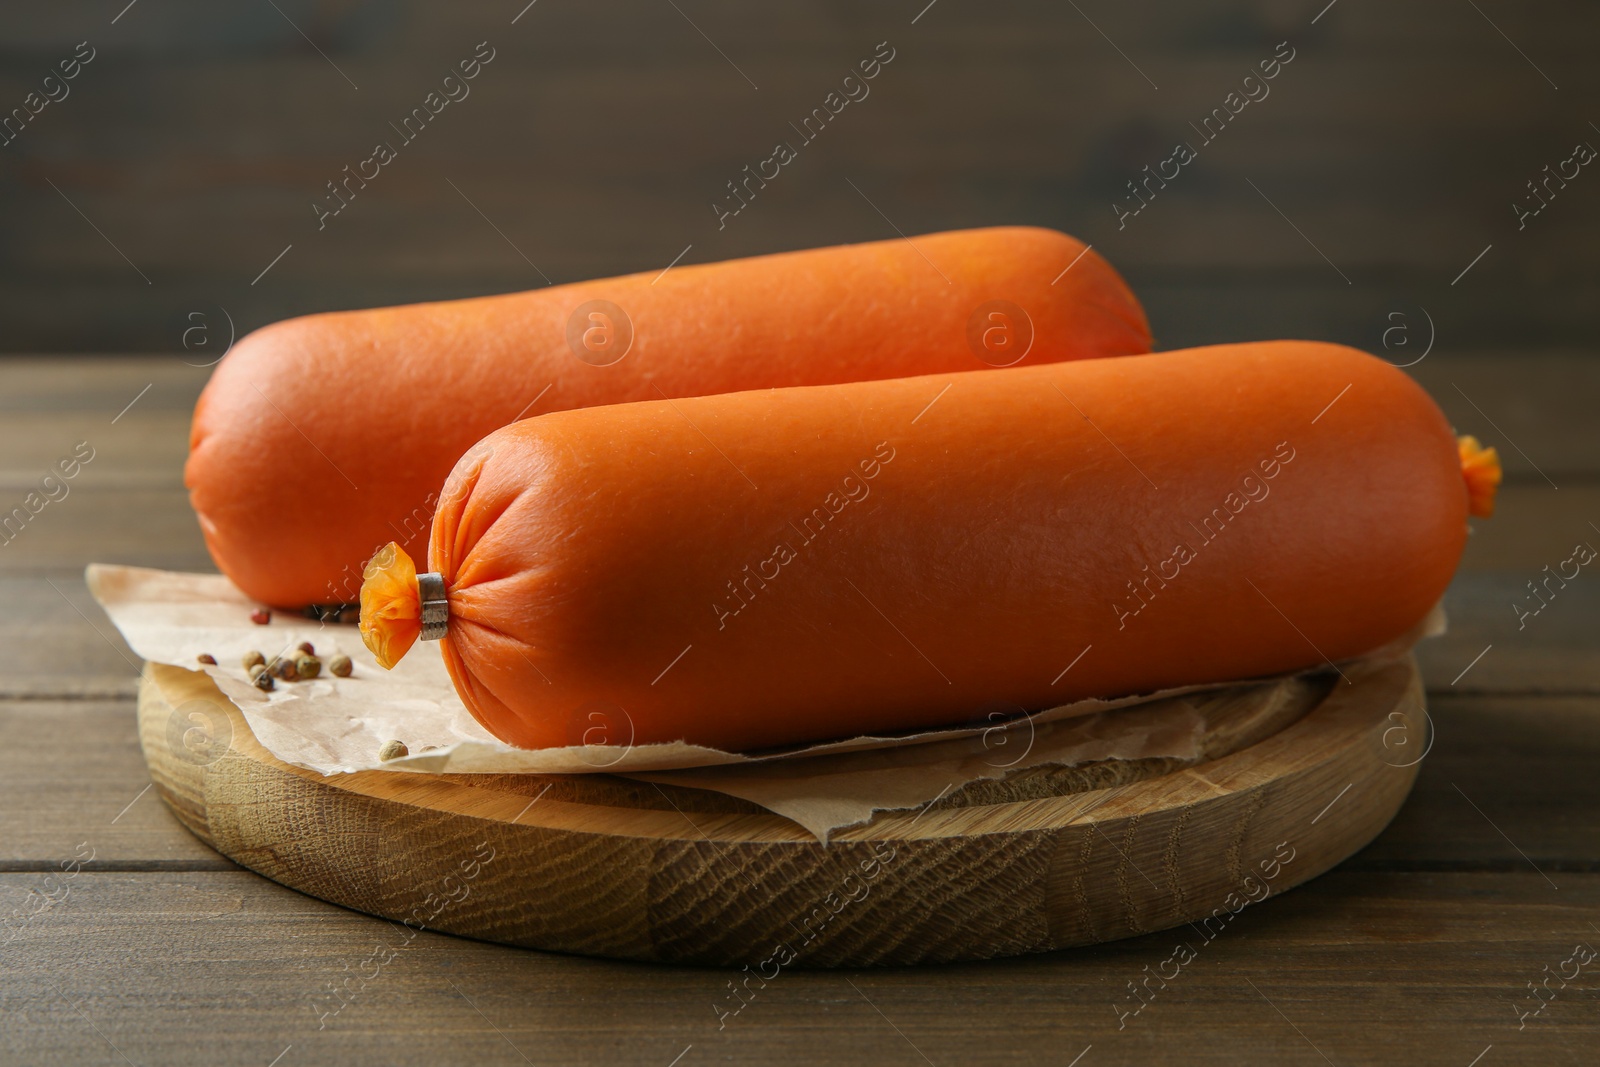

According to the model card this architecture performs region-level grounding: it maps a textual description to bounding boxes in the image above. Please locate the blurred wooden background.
[0,0,1595,353]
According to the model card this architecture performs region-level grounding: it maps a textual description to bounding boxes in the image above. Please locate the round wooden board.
[138,657,1425,967]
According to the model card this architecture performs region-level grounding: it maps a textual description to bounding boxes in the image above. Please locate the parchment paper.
[628,696,1210,840]
[90,563,1440,840]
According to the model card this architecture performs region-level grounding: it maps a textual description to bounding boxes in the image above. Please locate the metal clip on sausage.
[417,572,449,641]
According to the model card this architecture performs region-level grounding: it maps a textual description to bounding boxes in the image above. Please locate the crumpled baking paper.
[91,563,1439,840]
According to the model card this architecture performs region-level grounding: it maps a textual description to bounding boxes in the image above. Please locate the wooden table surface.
[2,354,1596,1066]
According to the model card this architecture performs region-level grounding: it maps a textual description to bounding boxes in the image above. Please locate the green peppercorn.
[329,655,353,678]
[378,739,408,761]
[295,654,321,680]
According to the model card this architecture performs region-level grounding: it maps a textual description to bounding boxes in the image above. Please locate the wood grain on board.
[132,657,1417,966]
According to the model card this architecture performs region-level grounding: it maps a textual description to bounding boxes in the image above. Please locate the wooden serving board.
[137,657,1425,967]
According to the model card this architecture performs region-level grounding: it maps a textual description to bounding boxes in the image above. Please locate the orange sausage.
[363,341,1496,753]
[188,227,1149,608]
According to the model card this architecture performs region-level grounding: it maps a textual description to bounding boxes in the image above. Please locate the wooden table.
[3,355,1595,1065]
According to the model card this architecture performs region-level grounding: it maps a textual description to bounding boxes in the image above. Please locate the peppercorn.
[271,656,298,682]
[329,654,353,678]
[252,668,275,692]
[378,739,408,761]
[295,654,321,680]
[297,641,315,656]
[197,654,216,665]
[243,650,265,670]
[250,608,271,625]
